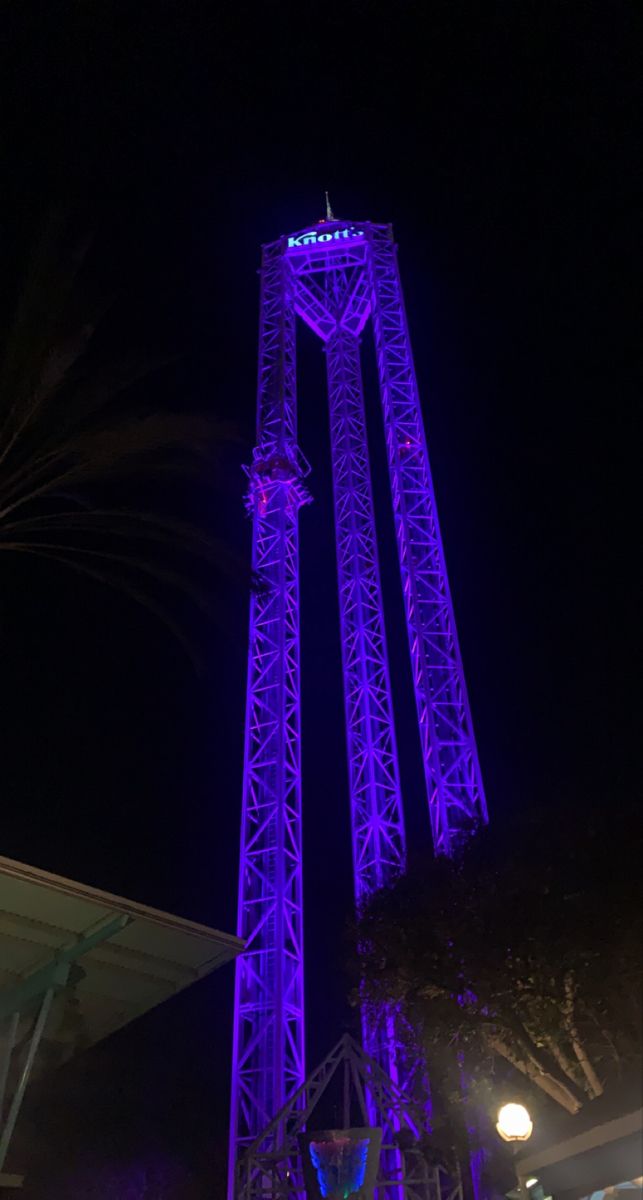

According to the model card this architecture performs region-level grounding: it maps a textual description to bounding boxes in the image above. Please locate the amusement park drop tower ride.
[229,217,488,1195]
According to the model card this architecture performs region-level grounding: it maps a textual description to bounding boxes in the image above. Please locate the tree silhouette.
[356,800,642,1118]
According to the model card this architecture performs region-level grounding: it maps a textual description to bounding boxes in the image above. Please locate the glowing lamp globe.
[496,1103,533,1143]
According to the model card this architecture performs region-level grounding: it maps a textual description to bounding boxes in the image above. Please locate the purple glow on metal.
[326,328,405,901]
[228,240,309,1199]
[326,327,414,1183]
[367,225,487,857]
[230,221,487,1198]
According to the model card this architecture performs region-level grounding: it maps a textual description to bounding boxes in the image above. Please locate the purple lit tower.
[229,218,488,1198]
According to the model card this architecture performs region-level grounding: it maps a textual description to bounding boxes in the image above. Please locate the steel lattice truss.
[230,222,487,1199]
[325,327,411,1168]
[229,242,310,1190]
[326,329,405,900]
[367,226,487,856]
[237,1034,463,1200]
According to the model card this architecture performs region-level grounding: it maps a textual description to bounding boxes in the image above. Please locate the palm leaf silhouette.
[0,211,244,668]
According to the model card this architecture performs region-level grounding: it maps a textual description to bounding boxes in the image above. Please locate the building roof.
[516,1079,643,1200]
[0,854,242,1064]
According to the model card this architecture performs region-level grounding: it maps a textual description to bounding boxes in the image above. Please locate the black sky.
[0,2,639,1195]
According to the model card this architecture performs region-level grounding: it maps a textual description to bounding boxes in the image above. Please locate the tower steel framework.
[229,221,487,1199]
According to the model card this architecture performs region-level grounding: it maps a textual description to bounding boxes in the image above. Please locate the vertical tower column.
[326,328,406,901]
[367,226,487,857]
[229,242,309,1200]
[326,329,414,1198]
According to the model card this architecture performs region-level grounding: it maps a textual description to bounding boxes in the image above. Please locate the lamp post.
[496,1103,534,1197]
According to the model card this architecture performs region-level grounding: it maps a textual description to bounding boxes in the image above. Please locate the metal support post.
[0,983,59,1171]
[0,1015,19,1121]
[0,913,130,1172]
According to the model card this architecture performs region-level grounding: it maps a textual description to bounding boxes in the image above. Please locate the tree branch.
[540,1032,583,1089]
[563,971,603,1098]
[486,1033,582,1114]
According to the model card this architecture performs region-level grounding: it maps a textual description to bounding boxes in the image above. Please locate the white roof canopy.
[0,854,242,1058]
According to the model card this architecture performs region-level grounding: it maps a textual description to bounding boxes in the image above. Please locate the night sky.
[0,3,638,1195]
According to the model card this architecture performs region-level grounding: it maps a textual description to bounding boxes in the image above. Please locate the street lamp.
[496,1103,535,1199]
[496,1103,533,1143]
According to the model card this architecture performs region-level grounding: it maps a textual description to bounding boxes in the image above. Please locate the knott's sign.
[287,226,366,249]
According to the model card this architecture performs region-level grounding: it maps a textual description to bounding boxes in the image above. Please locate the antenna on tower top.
[325,191,335,221]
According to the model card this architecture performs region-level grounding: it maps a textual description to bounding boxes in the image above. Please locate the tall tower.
[229,221,487,1198]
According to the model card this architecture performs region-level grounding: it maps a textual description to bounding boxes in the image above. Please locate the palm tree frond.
[0,209,247,664]
[0,413,235,521]
[0,508,251,582]
[0,213,94,435]
[3,543,204,671]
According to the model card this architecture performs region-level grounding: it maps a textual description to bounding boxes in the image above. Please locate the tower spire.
[325,190,335,221]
